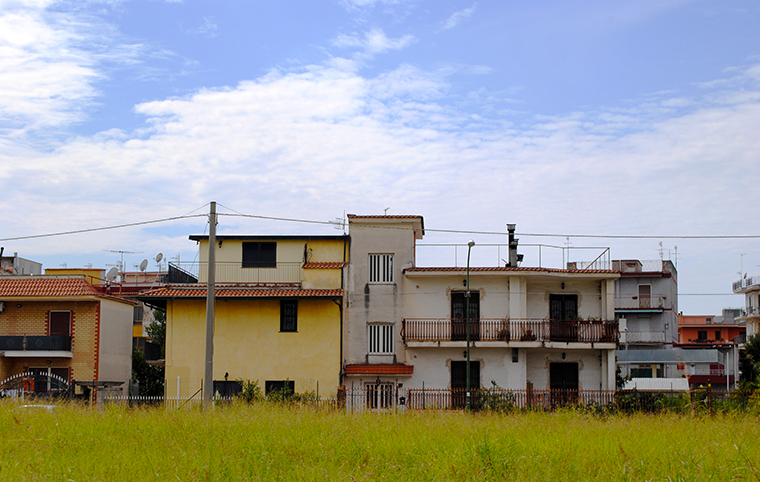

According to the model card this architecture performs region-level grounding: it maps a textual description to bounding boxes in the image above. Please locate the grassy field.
[1,402,759,481]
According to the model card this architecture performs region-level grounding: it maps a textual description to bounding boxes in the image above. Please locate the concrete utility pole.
[203,201,217,409]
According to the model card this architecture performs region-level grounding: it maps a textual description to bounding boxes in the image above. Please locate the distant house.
[0,276,134,397]
[676,312,742,388]
[613,259,679,378]
[139,235,347,398]
[343,215,620,407]
[0,251,42,276]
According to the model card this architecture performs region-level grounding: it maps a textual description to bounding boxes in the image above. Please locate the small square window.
[369,254,393,283]
[280,300,297,332]
[242,242,276,268]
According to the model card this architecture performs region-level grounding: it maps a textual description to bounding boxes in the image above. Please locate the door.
[638,284,651,308]
[451,291,480,341]
[550,362,579,406]
[451,361,480,408]
[549,294,578,341]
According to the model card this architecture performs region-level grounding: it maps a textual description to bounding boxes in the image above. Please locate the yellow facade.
[165,298,341,398]
[160,235,348,398]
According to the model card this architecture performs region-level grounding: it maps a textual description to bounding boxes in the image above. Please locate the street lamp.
[466,239,475,411]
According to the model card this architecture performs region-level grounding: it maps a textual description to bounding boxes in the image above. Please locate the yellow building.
[140,235,348,398]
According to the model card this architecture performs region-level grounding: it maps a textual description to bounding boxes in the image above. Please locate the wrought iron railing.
[401,318,618,343]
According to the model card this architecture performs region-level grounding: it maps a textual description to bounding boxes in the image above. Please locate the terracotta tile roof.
[139,285,343,299]
[0,277,101,297]
[302,262,347,269]
[0,277,136,305]
[344,364,414,375]
[404,267,617,274]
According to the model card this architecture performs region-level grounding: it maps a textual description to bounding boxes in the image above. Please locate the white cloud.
[441,5,476,30]
[0,1,139,134]
[332,28,416,57]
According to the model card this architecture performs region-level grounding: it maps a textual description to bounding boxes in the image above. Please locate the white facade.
[734,276,760,339]
[343,215,619,398]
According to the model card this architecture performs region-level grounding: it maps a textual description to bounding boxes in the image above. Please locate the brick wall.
[0,300,99,383]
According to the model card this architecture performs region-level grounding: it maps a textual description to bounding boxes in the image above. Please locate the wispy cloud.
[0,1,139,135]
[185,16,219,38]
[441,4,476,30]
[332,27,416,58]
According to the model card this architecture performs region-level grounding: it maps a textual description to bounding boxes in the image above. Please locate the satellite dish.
[106,267,118,281]
[155,253,163,263]
[139,259,148,271]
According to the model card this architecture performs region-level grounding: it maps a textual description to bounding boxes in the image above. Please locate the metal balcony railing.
[168,262,303,284]
[615,295,669,310]
[733,276,760,293]
[401,318,618,343]
[0,335,72,351]
[622,331,666,344]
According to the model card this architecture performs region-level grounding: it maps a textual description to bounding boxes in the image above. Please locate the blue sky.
[1,0,760,314]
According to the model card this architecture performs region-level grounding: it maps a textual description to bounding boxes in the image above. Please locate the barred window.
[280,300,297,332]
[369,324,394,354]
[369,254,393,283]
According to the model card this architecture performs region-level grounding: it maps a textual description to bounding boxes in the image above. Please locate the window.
[49,311,71,336]
[638,285,651,308]
[265,380,294,395]
[697,330,708,341]
[369,254,393,283]
[242,242,276,268]
[715,330,722,341]
[368,324,394,354]
[280,300,297,332]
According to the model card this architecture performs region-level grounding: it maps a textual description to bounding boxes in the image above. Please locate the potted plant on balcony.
[520,328,536,341]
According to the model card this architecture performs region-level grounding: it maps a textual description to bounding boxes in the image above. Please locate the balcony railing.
[401,318,618,343]
[622,331,666,344]
[733,276,760,293]
[168,262,303,284]
[615,295,669,310]
[0,335,72,351]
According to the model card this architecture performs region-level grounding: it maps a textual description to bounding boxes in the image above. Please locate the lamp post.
[466,239,475,411]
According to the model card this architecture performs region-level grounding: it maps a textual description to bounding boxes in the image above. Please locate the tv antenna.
[104,249,143,275]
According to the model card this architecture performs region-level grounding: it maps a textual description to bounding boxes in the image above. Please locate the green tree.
[740,334,760,388]
[131,347,164,396]
[146,309,166,357]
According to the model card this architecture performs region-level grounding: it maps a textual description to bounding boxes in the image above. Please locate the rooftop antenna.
[155,253,164,272]
[739,253,747,278]
[106,267,118,282]
[59,263,67,269]
[384,207,390,215]
[139,259,148,272]
[104,249,142,276]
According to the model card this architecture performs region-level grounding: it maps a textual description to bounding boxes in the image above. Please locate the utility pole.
[203,201,217,409]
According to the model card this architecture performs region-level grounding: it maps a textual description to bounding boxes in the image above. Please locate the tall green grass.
[1,401,758,481]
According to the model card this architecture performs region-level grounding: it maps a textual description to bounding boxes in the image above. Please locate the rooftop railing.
[615,295,670,310]
[733,276,760,293]
[168,261,303,284]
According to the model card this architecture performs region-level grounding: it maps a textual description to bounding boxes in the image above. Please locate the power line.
[0,214,207,242]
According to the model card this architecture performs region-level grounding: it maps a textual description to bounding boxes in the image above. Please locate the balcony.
[621,331,666,344]
[733,276,760,293]
[615,295,668,310]
[401,319,618,344]
[168,262,303,284]
[0,335,72,353]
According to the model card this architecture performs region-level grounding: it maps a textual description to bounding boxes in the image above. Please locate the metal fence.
[402,318,618,343]
[168,261,303,284]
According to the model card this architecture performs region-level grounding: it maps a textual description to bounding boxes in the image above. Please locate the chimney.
[506,224,521,267]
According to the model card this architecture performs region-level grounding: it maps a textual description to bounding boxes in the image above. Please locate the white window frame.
[369,254,394,284]
[368,324,394,355]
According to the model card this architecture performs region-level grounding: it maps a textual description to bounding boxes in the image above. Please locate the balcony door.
[49,311,71,336]
[451,291,480,341]
[451,361,480,408]
[549,294,578,341]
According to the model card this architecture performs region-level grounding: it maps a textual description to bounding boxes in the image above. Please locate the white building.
[734,275,760,339]
[343,215,619,407]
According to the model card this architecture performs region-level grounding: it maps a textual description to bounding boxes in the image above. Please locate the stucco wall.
[98,298,134,389]
[165,298,341,397]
